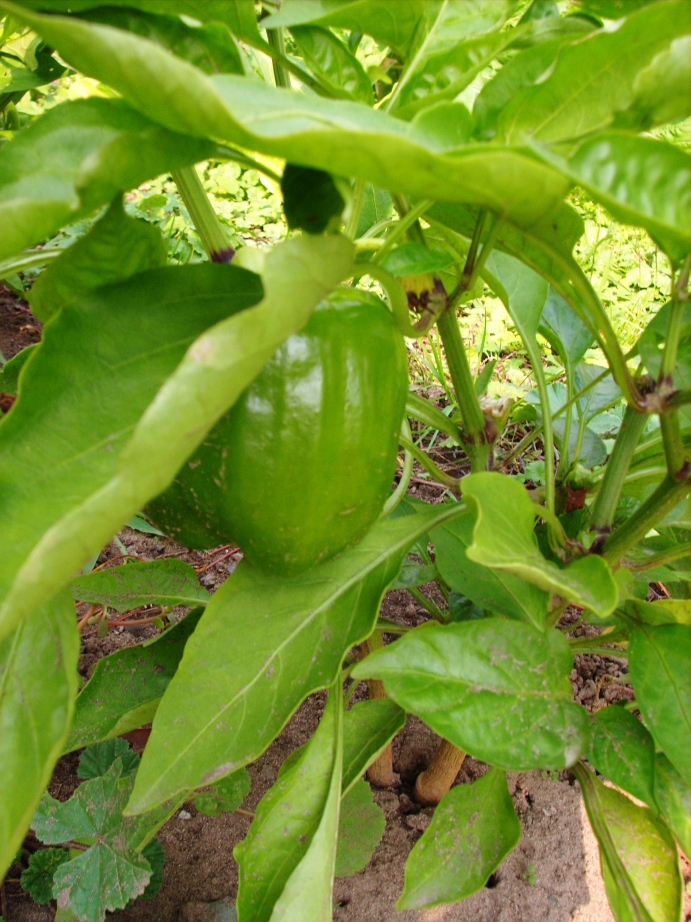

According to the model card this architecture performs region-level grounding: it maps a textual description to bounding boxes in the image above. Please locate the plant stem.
[590,405,648,531]
[371,199,433,265]
[414,739,466,806]
[602,474,691,565]
[437,308,490,472]
[345,178,366,239]
[408,586,447,623]
[172,166,234,263]
[0,246,62,281]
[362,634,397,787]
[265,27,291,88]
[382,419,414,517]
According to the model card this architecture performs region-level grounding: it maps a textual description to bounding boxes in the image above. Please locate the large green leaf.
[462,472,618,616]
[0,234,352,644]
[431,511,550,627]
[77,5,245,75]
[262,0,426,58]
[5,4,573,230]
[497,1,691,143]
[629,621,691,786]
[544,132,691,266]
[342,699,406,795]
[335,778,384,878]
[0,263,262,634]
[290,25,372,104]
[353,619,589,770]
[587,706,656,807]
[539,286,593,367]
[0,588,78,879]
[576,764,682,922]
[398,769,520,910]
[622,34,691,131]
[28,196,167,321]
[234,687,342,922]
[654,754,691,857]
[72,560,209,612]
[0,97,213,261]
[66,608,204,751]
[127,503,464,813]
[388,0,516,118]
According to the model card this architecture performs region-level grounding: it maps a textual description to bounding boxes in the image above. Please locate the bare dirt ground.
[2,289,690,922]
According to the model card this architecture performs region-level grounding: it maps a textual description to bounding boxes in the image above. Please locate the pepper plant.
[0,1,690,920]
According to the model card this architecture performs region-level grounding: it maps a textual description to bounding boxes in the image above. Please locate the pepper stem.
[172,166,234,263]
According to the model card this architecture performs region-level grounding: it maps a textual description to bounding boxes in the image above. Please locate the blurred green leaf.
[281,164,345,234]
[194,768,250,816]
[291,25,372,103]
[342,699,406,794]
[335,778,384,878]
[587,706,656,807]
[654,753,691,857]
[72,559,209,612]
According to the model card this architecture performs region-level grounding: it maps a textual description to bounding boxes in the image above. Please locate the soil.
[2,290,690,922]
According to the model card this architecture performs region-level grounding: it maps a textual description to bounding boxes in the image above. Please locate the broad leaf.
[398,769,520,909]
[353,619,589,770]
[21,848,70,904]
[72,559,209,612]
[0,234,351,644]
[0,97,213,260]
[498,1,691,143]
[432,511,550,627]
[335,779,385,878]
[77,4,245,75]
[127,503,464,813]
[28,196,167,321]
[66,608,203,750]
[622,34,691,131]
[628,621,691,786]
[78,739,140,779]
[193,768,250,816]
[462,472,618,616]
[542,132,691,266]
[290,25,373,104]
[576,764,682,922]
[234,687,342,922]
[587,706,656,807]
[6,6,573,230]
[262,0,426,58]
[654,754,691,857]
[342,699,406,794]
[382,242,456,278]
[0,588,78,879]
[539,286,593,367]
[34,760,153,922]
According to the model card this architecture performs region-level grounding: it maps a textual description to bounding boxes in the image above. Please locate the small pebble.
[178,810,192,820]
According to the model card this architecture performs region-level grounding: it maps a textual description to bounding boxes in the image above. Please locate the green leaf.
[431,511,550,627]
[290,25,372,103]
[397,769,520,909]
[342,699,406,795]
[0,344,35,396]
[353,619,589,770]
[391,560,438,590]
[587,707,656,807]
[539,287,593,367]
[77,5,245,75]
[66,608,203,751]
[576,764,682,922]
[0,588,78,879]
[28,196,167,322]
[127,502,464,813]
[335,778,384,878]
[654,753,691,857]
[473,37,567,141]
[262,0,426,58]
[193,768,250,816]
[382,242,455,278]
[72,559,210,612]
[139,838,165,900]
[355,184,392,238]
[0,235,350,646]
[618,34,691,131]
[406,100,474,153]
[388,0,515,118]
[0,264,262,638]
[78,739,140,780]
[545,132,691,266]
[33,758,169,921]
[234,686,342,922]
[0,97,213,261]
[4,6,573,231]
[20,848,70,904]
[462,472,618,617]
[498,1,691,143]
[281,164,345,234]
[629,621,691,786]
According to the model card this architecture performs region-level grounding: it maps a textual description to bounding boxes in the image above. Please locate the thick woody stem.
[362,636,397,787]
[414,739,466,806]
